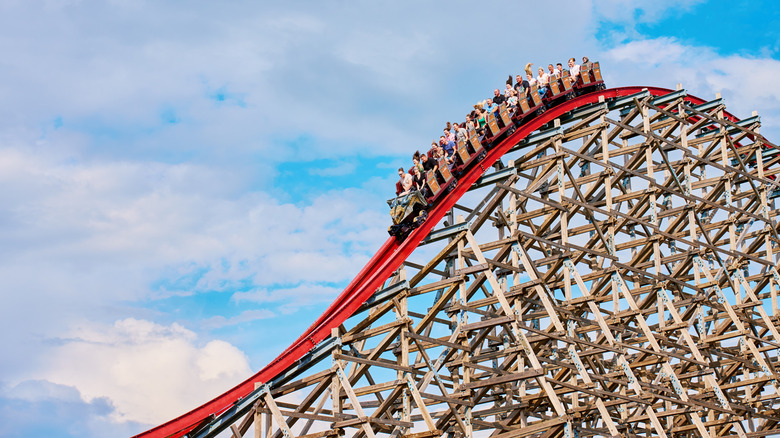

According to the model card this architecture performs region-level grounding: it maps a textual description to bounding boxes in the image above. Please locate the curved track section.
[135,86,755,438]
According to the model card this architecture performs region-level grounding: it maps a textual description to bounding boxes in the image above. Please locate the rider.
[397,167,413,195]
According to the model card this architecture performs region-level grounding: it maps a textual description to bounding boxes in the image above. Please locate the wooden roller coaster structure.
[135,81,780,438]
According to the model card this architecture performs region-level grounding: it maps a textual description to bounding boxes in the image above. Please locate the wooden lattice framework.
[194,88,780,438]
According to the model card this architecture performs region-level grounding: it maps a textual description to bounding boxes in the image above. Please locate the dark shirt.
[493,94,506,105]
[421,157,436,172]
[413,172,425,189]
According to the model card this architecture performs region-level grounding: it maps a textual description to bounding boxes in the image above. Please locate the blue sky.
[1,1,779,437]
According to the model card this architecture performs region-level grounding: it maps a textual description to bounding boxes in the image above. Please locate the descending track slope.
[134,86,766,438]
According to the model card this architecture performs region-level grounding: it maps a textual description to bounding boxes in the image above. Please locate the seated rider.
[537,67,549,97]
[440,135,456,164]
[483,98,497,115]
[492,89,506,106]
[526,72,537,88]
[582,56,593,71]
[475,106,487,130]
[420,152,437,174]
[506,89,518,107]
[513,74,527,95]
[504,83,514,99]
[408,166,424,192]
[397,167,413,196]
[413,151,425,175]
[453,122,467,143]
[443,127,455,144]
[568,57,580,83]
[411,161,425,190]
[464,115,473,131]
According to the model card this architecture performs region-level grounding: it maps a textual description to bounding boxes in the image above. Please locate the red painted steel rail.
[134,86,739,438]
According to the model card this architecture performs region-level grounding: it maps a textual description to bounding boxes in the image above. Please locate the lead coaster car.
[387,190,429,241]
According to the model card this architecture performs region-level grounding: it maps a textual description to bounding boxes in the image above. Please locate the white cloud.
[41,318,251,426]
[0,1,604,163]
[0,144,389,421]
[604,37,780,139]
[0,379,144,438]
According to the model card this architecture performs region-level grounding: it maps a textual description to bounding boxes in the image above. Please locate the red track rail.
[134,86,739,438]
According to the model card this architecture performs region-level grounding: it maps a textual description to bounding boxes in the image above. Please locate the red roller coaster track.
[134,86,741,438]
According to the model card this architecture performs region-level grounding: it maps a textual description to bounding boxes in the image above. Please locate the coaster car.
[387,190,429,240]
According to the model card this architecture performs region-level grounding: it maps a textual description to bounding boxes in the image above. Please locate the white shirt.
[570,64,580,78]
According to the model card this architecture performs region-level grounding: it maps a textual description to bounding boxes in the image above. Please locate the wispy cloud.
[308,160,356,177]
[232,283,342,314]
[201,309,275,329]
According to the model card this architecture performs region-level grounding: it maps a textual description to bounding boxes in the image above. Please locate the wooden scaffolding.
[193,88,780,438]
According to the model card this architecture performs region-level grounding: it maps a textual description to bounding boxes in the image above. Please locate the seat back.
[457,137,470,162]
[395,180,403,195]
[592,61,602,82]
[517,89,531,114]
[561,70,573,90]
[549,75,562,96]
[580,63,592,85]
[499,103,512,126]
[437,158,454,182]
[485,111,500,136]
[468,129,484,154]
[529,83,542,106]
[426,170,440,195]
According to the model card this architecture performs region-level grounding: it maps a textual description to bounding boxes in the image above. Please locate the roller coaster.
[389,63,605,240]
[135,62,780,438]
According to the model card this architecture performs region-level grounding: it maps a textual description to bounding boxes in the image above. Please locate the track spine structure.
[136,86,780,438]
